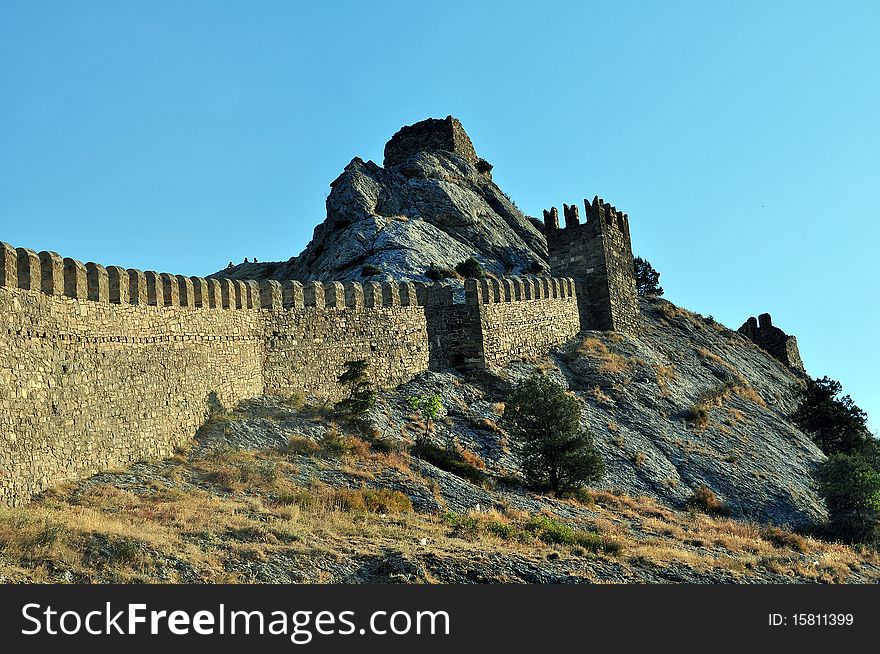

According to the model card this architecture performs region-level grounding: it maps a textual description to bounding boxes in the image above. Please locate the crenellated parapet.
[463,276,576,305]
[543,195,631,239]
[0,241,439,314]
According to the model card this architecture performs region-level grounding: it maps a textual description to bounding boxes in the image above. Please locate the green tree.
[633,256,663,297]
[791,376,869,456]
[334,360,376,418]
[815,453,880,543]
[502,375,605,497]
[408,393,443,445]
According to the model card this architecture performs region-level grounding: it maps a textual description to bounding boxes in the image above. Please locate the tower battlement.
[543,195,639,333]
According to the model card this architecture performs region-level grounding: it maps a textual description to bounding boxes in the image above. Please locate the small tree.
[815,453,880,543]
[334,360,376,418]
[502,375,605,497]
[408,393,443,445]
[633,256,663,297]
[455,257,486,279]
[791,376,869,456]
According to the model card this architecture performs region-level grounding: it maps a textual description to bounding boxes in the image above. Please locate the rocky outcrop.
[216,116,549,282]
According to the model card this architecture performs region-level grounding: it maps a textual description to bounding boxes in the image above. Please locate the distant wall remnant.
[738,313,805,372]
[383,115,478,167]
[544,195,640,333]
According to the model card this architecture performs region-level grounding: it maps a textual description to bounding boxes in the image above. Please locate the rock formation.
[218,116,549,282]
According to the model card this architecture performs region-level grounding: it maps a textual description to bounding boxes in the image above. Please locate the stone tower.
[543,196,639,333]
[383,115,478,168]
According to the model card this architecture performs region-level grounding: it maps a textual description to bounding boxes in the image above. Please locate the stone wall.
[383,115,478,167]
[262,280,431,400]
[545,196,640,333]
[464,278,580,368]
[0,285,264,507]
[738,313,805,372]
[0,240,584,505]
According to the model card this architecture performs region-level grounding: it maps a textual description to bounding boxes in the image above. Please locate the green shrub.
[815,453,880,544]
[633,256,664,297]
[524,515,618,553]
[454,257,486,279]
[791,376,870,456]
[411,440,484,484]
[361,264,382,277]
[408,393,443,444]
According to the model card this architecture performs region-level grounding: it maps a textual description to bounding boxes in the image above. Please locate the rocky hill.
[1,296,861,584]
[215,116,548,282]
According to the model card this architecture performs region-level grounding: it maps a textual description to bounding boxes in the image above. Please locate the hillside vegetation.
[1,297,870,583]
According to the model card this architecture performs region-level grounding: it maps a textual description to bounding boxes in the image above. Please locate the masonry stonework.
[383,115,479,167]
[0,240,583,505]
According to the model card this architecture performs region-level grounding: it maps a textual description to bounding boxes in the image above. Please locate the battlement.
[1,240,581,320]
[462,276,576,304]
[543,196,631,238]
[0,241,443,313]
[738,313,805,373]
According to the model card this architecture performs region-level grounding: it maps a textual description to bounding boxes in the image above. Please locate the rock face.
[218,116,549,282]
[368,297,825,528]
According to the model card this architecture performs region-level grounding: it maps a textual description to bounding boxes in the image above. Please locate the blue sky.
[1,1,877,430]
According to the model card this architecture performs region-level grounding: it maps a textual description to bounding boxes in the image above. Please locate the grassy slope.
[0,402,877,584]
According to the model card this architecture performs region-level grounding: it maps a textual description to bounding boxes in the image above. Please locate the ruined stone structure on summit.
[738,313,805,373]
[383,115,479,167]
[543,196,640,333]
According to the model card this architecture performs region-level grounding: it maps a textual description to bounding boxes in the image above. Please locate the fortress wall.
[464,277,581,368]
[0,240,586,505]
[0,284,264,506]
[262,281,430,401]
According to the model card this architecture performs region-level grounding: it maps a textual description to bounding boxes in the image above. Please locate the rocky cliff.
[215,116,548,282]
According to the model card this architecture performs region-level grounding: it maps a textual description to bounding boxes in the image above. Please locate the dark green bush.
[454,257,486,279]
[333,360,375,419]
[633,256,664,297]
[502,375,605,497]
[815,453,880,544]
[425,265,458,281]
[411,440,484,484]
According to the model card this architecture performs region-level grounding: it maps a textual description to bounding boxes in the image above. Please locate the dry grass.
[687,378,766,429]
[654,364,676,396]
[591,385,614,406]
[578,338,634,375]
[658,303,688,322]
[0,428,876,584]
